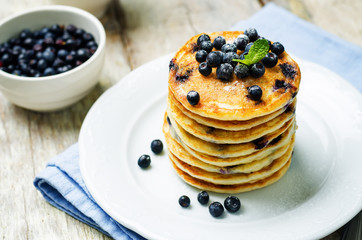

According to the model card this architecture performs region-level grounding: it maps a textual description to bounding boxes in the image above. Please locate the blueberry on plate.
[151,139,163,154]
[270,42,284,55]
[234,34,249,51]
[209,202,224,217]
[197,34,211,46]
[198,62,212,76]
[206,51,223,67]
[195,50,208,63]
[213,36,226,50]
[187,90,200,106]
[216,63,233,81]
[179,195,190,208]
[138,154,151,168]
[244,28,258,42]
[234,64,249,79]
[197,191,209,205]
[221,43,237,53]
[222,52,239,67]
[262,52,278,68]
[247,85,263,101]
[224,196,241,213]
[249,62,265,78]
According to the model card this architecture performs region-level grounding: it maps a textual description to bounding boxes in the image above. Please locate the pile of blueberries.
[195,28,284,81]
[179,191,241,218]
[0,24,97,77]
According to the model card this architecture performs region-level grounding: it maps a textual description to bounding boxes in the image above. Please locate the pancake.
[167,113,295,158]
[168,135,293,185]
[171,121,296,167]
[170,157,292,194]
[168,31,301,121]
[167,97,295,144]
[164,119,295,174]
[168,90,296,131]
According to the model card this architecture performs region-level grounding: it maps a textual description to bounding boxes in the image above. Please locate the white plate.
[79,54,362,240]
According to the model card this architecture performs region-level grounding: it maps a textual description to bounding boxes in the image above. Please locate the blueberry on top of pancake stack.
[164,29,301,193]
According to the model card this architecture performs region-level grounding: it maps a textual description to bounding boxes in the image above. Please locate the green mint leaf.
[232,39,269,66]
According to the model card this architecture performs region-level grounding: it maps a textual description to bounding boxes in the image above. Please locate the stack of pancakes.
[163,31,301,193]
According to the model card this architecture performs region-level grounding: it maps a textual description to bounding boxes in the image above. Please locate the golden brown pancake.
[170,157,292,193]
[168,31,300,120]
[166,113,295,158]
[168,90,296,131]
[167,97,295,144]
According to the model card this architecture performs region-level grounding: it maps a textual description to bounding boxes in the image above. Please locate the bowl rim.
[0,5,106,82]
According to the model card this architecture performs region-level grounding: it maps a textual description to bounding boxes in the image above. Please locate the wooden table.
[1,0,361,239]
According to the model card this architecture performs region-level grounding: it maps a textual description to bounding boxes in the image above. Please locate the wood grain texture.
[0,0,360,239]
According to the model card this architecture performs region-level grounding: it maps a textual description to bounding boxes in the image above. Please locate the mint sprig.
[232,39,269,66]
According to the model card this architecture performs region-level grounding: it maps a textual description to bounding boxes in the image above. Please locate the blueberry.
[43,37,54,46]
[224,196,241,213]
[262,52,278,68]
[179,195,190,208]
[199,41,213,53]
[198,62,212,76]
[1,53,13,65]
[221,43,237,53]
[77,48,90,61]
[222,52,239,67]
[74,28,85,38]
[248,85,263,101]
[52,58,64,68]
[213,36,226,50]
[65,54,75,65]
[57,49,69,60]
[151,139,163,154]
[29,59,37,68]
[197,191,209,205]
[19,63,30,75]
[234,64,249,78]
[50,24,63,36]
[187,90,200,106]
[244,43,253,54]
[82,33,94,42]
[19,29,32,40]
[43,67,55,76]
[216,63,233,81]
[206,51,222,67]
[37,59,48,71]
[138,154,151,168]
[195,50,208,63]
[62,33,72,41]
[209,202,224,217]
[42,51,55,64]
[270,42,284,55]
[12,69,21,76]
[197,34,211,46]
[239,52,247,60]
[86,41,98,49]
[234,34,249,50]
[244,28,258,42]
[66,24,77,35]
[249,62,265,78]
[33,44,43,52]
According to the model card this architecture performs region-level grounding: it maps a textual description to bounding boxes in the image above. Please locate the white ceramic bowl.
[0,5,106,111]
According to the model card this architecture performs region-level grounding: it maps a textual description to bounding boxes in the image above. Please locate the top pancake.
[168,31,301,121]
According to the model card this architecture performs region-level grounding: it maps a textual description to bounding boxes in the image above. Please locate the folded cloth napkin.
[34,3,362,240]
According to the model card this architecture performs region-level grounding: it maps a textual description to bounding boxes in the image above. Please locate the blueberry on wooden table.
[150,139,163,154]
[209,202,224,217]
[179,195,190,208]
[138,154,151,168]
[224,196,241,213]
[197,191,209,205]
